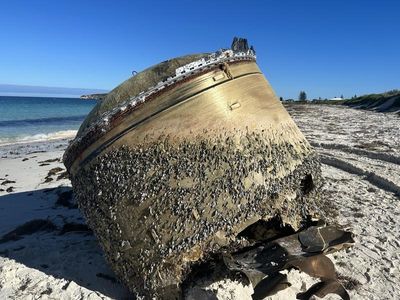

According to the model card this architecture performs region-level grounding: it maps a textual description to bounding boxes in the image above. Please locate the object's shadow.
[0,188,132,299]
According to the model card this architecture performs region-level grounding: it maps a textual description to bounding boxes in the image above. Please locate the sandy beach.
[0,140,132,299]
[0,104,399,299]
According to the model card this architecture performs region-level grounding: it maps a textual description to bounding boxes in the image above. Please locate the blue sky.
[0,0,399,99]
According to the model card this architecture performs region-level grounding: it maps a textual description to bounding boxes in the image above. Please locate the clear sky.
[0,0,399,99]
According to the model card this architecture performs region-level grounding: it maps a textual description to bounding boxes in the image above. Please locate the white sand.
[0,147,131,299]
[0,104,399,299]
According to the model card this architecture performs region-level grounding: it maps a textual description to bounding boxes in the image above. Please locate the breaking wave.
[0,115,87,127]
[0,130,77,146]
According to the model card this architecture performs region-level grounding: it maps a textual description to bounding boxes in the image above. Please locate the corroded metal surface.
[223,225,354,300]
[65,46,322,298]
[78,53,210,135]
[64,54,256,173]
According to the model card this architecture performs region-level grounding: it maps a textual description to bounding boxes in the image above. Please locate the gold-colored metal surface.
[70,61,305,174]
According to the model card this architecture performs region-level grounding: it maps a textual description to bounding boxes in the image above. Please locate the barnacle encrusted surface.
[66,43,323,298]
[71,128,321,298]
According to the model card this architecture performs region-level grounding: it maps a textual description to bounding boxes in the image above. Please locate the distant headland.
[80,93,107,100]
[0,84,108,98]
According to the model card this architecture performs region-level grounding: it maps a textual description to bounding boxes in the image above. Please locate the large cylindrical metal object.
[64,50,321,298]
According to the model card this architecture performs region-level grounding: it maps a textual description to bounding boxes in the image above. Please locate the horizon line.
[0,83,109,93]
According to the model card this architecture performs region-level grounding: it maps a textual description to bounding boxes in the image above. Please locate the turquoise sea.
[0,96,97,145]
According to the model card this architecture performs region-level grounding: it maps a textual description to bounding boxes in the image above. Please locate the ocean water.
[0,96,97,145]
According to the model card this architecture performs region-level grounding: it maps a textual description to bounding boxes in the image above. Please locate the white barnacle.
[121,240,131,250]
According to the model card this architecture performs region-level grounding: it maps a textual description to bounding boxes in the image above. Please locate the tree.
[298,91,307,101]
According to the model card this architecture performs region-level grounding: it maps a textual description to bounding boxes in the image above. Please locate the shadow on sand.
[0,187,132,299]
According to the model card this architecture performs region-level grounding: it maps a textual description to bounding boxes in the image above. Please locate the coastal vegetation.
[298,90,307,101]
[284,89,400,113]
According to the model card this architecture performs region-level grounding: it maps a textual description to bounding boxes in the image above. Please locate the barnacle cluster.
[71,129,321,298]
[65,38,323,298]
